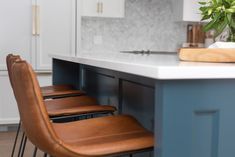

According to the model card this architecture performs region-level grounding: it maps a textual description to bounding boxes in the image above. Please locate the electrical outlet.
[93,35,103,45]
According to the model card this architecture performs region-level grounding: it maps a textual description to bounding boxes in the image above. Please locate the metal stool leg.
[32,147,38,157]
[17,132,25,157]
[20,135,27,157]
[11,121,21,157]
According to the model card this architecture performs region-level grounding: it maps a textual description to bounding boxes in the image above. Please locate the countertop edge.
[50,54,235,80]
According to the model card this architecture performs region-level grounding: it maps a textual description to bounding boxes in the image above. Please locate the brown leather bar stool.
[11,60,154,157]
[7,54,86,99]
[42,85,86,99]
[7,55,117,117]
[17,95,117,157]
[46,96,116,119]
[34,96,117,157]
[6,54,116,156]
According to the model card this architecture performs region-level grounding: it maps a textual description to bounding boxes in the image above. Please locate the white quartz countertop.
[51,52,235,80]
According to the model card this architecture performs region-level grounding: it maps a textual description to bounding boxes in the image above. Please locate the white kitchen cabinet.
[0,0,81,125]
[0,0,32,70]
[0,0,79,71]
[81,0,125,18]
[33,0,78,70]
[172,0,207,22]
[0,72,52,125]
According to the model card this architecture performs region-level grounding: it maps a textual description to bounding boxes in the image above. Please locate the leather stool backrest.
[6,54,21,87]
[11,60,63,155]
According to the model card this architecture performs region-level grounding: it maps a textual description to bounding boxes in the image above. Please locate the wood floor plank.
[0,131,44,157]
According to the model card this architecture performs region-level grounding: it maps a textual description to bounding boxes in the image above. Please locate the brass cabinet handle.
[36,6,40,35]
[97,2,103,14]
[32,5,36,35]
[97,2,100,13]
[100,2,103,13]
[32,5,40,36]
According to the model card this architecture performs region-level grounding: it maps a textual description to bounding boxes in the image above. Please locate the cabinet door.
[34,0,76,70]
[101,0,125,18]
[0,0,31,70]
[81,0,99,17]
[81,0,125,18]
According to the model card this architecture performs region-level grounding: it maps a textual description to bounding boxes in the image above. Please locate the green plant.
[199,0,235,41]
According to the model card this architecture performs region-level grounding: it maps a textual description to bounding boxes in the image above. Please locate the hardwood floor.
[0,131,44,157]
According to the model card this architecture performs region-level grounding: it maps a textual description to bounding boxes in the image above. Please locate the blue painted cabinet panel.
[155,80,235,157]
[122,80,154,130]
[82,67,119,108]
[52,59,81,89]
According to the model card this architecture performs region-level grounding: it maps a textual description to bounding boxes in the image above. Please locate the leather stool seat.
[53,115,154,156]
[45,96,116,117]
[42,85,86,99]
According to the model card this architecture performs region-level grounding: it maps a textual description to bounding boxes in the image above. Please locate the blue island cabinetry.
[52,54,235,157]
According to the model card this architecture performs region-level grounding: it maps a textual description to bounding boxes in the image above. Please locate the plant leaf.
[199,1,207,5]
[226,8,235,13]
[208,8,213,15]
[232,1,235,6]
[203,18,218,32]
[201,15,211,21]
[214,18,228,37]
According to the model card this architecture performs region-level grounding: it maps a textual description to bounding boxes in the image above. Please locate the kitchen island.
[52,52,235,157]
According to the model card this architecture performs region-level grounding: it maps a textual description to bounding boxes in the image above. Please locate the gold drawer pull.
[32,5,40,36]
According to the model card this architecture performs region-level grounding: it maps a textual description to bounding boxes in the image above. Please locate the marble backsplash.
[81,0,186,52]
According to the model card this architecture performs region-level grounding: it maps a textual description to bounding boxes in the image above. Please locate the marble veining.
[81,0,186,52]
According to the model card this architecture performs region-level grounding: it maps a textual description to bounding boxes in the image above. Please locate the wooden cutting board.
[179,48,235,63]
